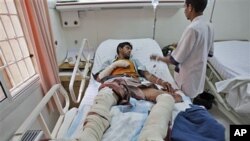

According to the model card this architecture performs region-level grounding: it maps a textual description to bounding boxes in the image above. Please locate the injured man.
[78,42,182,141]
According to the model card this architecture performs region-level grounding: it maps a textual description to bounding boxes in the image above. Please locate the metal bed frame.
[11,39,93,141]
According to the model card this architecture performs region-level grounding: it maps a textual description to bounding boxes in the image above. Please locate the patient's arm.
[97,60,129,81]
[143,70,175,94]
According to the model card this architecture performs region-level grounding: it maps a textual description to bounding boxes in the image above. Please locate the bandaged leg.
[138,94,175,141]
[78,87,118,141]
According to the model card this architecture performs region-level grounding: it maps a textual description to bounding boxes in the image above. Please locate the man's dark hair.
[116,42,133,54]
[185,0,207,13]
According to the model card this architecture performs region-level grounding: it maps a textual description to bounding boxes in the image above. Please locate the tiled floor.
[208,104,232,141]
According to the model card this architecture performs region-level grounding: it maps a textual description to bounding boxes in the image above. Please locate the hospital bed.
[11,38,195,141]
[205,40,250,124]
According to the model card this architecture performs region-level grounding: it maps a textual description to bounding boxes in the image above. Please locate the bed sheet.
[208,40,250,79]
[59,38,192,140]
[207,40,250,115]
[216,76,250,114]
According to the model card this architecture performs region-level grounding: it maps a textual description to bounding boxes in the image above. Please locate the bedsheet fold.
[216,76,250,114]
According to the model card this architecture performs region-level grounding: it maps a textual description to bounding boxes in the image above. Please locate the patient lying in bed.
[77,42,182,141]
[94,41,182,103]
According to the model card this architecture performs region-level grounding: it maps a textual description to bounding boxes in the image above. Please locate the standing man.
[151,0,214,98]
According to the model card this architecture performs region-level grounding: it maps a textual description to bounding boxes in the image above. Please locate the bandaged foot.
[98,60,129,80]
[138,94,175,141]
[78,87,118,141]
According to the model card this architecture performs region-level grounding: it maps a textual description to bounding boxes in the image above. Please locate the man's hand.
[161,81,175,94]
[150,54,161,61]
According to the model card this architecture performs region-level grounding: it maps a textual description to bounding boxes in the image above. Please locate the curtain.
[15,0,60,109]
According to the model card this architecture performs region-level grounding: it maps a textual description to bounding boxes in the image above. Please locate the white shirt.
[172,15,214,98]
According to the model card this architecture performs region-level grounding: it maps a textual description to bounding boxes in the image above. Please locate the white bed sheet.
[59,38,191,140]
[208,40,250,79]
[207,40,250,115]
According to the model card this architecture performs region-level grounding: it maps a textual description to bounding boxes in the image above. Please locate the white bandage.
[138,94,175,141]
[98,60,129,80]
[78,88,118,141]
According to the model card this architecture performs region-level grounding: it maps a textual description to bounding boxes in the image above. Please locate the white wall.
[212,0,250,41]
[0,81,62,141]
[48,0,68,65]
[0,81,43,141]
[49,0,250,64]
[1,1,247,140]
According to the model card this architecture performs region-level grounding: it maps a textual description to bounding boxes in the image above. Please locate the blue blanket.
[171,105,225,141]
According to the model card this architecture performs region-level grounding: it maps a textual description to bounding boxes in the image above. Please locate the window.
[0,0,36,100]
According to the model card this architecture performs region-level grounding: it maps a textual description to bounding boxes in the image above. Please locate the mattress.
[208,40,250,79]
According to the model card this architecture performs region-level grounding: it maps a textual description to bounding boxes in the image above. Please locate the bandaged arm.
[98,60,129,80]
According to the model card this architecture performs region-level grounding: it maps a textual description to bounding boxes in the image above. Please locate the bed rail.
[69,38,92,104]
[11,84,70,141]
[205,62,230,110]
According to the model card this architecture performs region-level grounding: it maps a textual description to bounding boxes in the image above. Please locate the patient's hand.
[150,54,161,61]
[161,82,175,94]
[161,83,183,103]
[112,60,130,68]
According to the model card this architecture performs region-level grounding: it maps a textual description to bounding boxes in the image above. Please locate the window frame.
[0,0,39,107]
[0,72,9,102]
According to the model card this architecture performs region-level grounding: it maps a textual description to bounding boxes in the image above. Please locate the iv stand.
[152,0,159,40]
[153,7,158,40]
[209,0,216,23]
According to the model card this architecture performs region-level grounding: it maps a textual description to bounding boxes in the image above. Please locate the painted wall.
[0,80,62,141]
[1,1,248,140]
[49,0,250,65]
[0,80,43,141]
[48,0,68,65]
[212,0,250,41]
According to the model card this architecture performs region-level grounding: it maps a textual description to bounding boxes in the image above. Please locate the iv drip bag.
[151,0,159,10]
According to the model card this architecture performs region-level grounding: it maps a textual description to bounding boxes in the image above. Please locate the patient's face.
[120,45,132,59]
